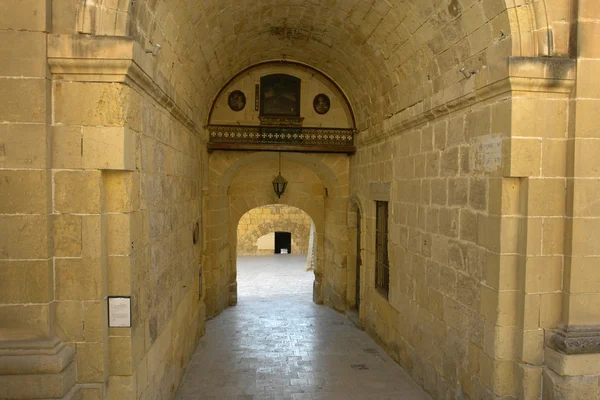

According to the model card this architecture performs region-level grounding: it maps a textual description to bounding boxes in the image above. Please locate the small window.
[375,201,389,298]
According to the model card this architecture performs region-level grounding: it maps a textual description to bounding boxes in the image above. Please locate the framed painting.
[260,74,301,117]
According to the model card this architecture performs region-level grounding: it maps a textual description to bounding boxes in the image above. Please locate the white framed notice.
[281,248,288,254]
[108,296,132,328]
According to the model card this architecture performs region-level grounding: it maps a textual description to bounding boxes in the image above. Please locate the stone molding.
[47,34,198,134]
[358,56,576,146]
[549,325,600,355]
[0,338,75,375]
[0,338,77,399]
[370,182,391,202]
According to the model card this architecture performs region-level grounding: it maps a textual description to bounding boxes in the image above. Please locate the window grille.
[375,201,389,298]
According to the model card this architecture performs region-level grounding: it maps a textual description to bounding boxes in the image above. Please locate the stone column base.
[550,325,600,354]
[0,337,77,399]
[543,325,600,399]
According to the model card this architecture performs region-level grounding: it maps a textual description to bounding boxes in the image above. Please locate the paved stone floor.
[176,254,431,400]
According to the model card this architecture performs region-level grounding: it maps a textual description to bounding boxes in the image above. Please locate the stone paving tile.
[176,255,431,400]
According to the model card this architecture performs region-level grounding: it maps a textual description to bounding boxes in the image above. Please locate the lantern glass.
[272,173,288,198]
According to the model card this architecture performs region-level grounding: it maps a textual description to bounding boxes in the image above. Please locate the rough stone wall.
[237,205,312,256]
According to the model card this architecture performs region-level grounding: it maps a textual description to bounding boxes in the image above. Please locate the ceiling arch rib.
[73,0,570,133]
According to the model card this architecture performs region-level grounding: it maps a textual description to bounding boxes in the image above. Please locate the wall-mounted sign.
[108,296,131,328]
[313,93,331,115]
[228,90,246,111]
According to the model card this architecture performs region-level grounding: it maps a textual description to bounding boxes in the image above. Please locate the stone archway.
[205,150,349,316]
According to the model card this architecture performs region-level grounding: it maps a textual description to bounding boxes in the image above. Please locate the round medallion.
[313,93,331,115]
[228,90,246,112]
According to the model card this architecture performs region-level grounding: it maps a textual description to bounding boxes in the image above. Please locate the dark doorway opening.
[274,232,292,254]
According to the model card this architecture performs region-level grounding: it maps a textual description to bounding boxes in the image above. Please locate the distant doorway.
[274,232,292,254]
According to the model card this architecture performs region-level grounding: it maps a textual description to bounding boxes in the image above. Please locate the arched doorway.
[205,150,349,315]
[236,204,316,265]
[235,204,317,300]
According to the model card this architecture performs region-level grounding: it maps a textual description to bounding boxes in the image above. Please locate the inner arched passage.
[205,150,349,316]
[235,204,317,301]
[237,205,314,259]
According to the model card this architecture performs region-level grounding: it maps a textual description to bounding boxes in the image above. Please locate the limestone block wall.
[0,0,52,343]
[2,33,211,399]
[49,74,206,399]
[353,109,493,399]
[0,6,81,400]
[350,57,582,400]
[542,4,600,398]
[126,95,204,400]
[237,205,313,255]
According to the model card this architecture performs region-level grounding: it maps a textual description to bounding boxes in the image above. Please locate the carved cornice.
[47,34,198,134]
[549,325,600,355]
[357,56,576,147]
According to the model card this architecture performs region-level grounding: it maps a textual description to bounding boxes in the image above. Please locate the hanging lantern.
[272,153,288,198]
[272,173,288,198]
